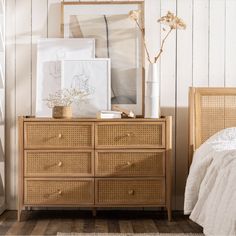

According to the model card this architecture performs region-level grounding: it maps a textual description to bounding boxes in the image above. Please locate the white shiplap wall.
[5,0,236,210]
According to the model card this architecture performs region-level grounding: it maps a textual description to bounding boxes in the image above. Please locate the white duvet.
[184,127,236,236]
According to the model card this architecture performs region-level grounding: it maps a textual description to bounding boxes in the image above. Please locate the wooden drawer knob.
[57,161,63,167]
[58,134,62,139]
[128,190,135,195]
[126,132,135,137]
[57,190,62,195]
[126,161,132,166]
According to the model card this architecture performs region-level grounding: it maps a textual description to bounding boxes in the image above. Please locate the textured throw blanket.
[184,128,236,236]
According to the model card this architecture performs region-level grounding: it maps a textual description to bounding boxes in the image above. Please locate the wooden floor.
[0,210,203,235]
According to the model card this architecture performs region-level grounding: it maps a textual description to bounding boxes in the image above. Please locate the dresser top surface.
[20,116,170,122]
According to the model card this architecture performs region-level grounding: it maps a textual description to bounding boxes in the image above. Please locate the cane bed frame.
[189,87,236,166]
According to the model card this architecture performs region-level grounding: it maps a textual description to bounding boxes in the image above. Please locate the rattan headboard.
[189,87,236,165]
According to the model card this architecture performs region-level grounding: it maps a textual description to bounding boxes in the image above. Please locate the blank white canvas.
[62,59,111,118]
[36,38,95,117]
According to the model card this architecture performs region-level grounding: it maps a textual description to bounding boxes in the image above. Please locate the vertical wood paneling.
[5,0,16,210]
[0,0,5,212]
[48,0,62,37]
[5,0,236,210]
[15,0,32,210]
[209,0,225,87]
[32,0,48,115]
[176,0,193,210]
[192,0,209,86]
[160,0,176,210]
[15,0,32,116]
[225,0,236,86]
[144,0,161,61]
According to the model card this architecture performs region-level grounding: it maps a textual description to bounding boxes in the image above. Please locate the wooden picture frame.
[61,1,145,116]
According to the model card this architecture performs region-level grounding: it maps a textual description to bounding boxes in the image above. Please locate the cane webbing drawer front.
[95,150,165,177]
[24,151,94,177]
[95,122,165,148]
[96,178,165,205]
[24,122,94,149]
[24,179,94,205]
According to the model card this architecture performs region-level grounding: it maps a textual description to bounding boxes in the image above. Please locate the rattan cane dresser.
[18,116,172,221]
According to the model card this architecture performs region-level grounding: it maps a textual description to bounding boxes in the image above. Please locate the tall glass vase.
[145,62,160,118]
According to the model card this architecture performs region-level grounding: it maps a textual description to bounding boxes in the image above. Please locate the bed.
[185,87,236,236]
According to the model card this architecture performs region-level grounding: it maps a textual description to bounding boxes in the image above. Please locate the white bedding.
[184,127,236,236]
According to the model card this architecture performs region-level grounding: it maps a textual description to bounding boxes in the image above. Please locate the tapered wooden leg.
[92,208,97,217]
[17,209,22,222]
[167,206,172,221]
[165,144,172,222]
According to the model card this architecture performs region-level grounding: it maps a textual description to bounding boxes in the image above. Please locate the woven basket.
[52,106,72,119]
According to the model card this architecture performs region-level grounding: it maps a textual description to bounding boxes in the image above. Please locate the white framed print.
[62,59,111,118]
[36,38,95,117]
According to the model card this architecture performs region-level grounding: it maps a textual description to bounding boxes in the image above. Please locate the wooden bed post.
[188,87,195,168]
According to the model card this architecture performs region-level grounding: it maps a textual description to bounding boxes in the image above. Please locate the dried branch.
[129,10,186,64]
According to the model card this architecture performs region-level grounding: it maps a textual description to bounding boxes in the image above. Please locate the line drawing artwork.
[62,59,111,118]
[70,70,95,105]
[49,49,66,80]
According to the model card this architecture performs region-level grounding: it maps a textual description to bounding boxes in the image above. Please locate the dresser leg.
[167,207,172,222]
[17,209,22,222]
[92,208,97,217]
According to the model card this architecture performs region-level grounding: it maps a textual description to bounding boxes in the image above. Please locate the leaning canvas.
[36,38,95,117]
[62,59,111,118]
[62,3,144,115]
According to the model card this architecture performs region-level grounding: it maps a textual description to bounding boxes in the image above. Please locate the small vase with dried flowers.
[129,10,186,118]
[44,88,92,118]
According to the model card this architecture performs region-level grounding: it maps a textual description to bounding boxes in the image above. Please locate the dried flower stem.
[134,19,152,63]
[129,10,186,64]
[154,28,173,63]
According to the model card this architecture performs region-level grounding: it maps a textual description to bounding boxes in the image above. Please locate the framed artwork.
[62,1,145,116]
[62,59,111,118]
[36,38,95,117]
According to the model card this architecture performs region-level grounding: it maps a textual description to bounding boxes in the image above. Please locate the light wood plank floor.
[0,210,203,235]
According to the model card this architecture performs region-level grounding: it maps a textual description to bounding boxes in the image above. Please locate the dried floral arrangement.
[44,88,92,108]
[129,10,186,63]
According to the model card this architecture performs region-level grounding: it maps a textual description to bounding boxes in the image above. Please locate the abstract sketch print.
[69,14,142,105]
[63,60,110,117]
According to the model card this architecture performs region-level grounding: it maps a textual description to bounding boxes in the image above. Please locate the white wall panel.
[192,0,209,86]
[32,0,48,115]
[225,0,236,87]
[160,0,177,209]
[48,0,63,37]
[5,0,16,210]
[176,0,193,210]
[209,0,225,87]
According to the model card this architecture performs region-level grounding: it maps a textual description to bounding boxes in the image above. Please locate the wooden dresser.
[18,116,172,221]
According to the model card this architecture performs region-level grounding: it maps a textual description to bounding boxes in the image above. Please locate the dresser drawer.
[24,122,94,149]
[95,122,165,148]
[24,178,94,205]
[95,150,165,177]
[24,150,94,177]
[95,178,165,205]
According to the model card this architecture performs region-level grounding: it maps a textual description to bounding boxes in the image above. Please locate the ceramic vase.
[145,62,160,118]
